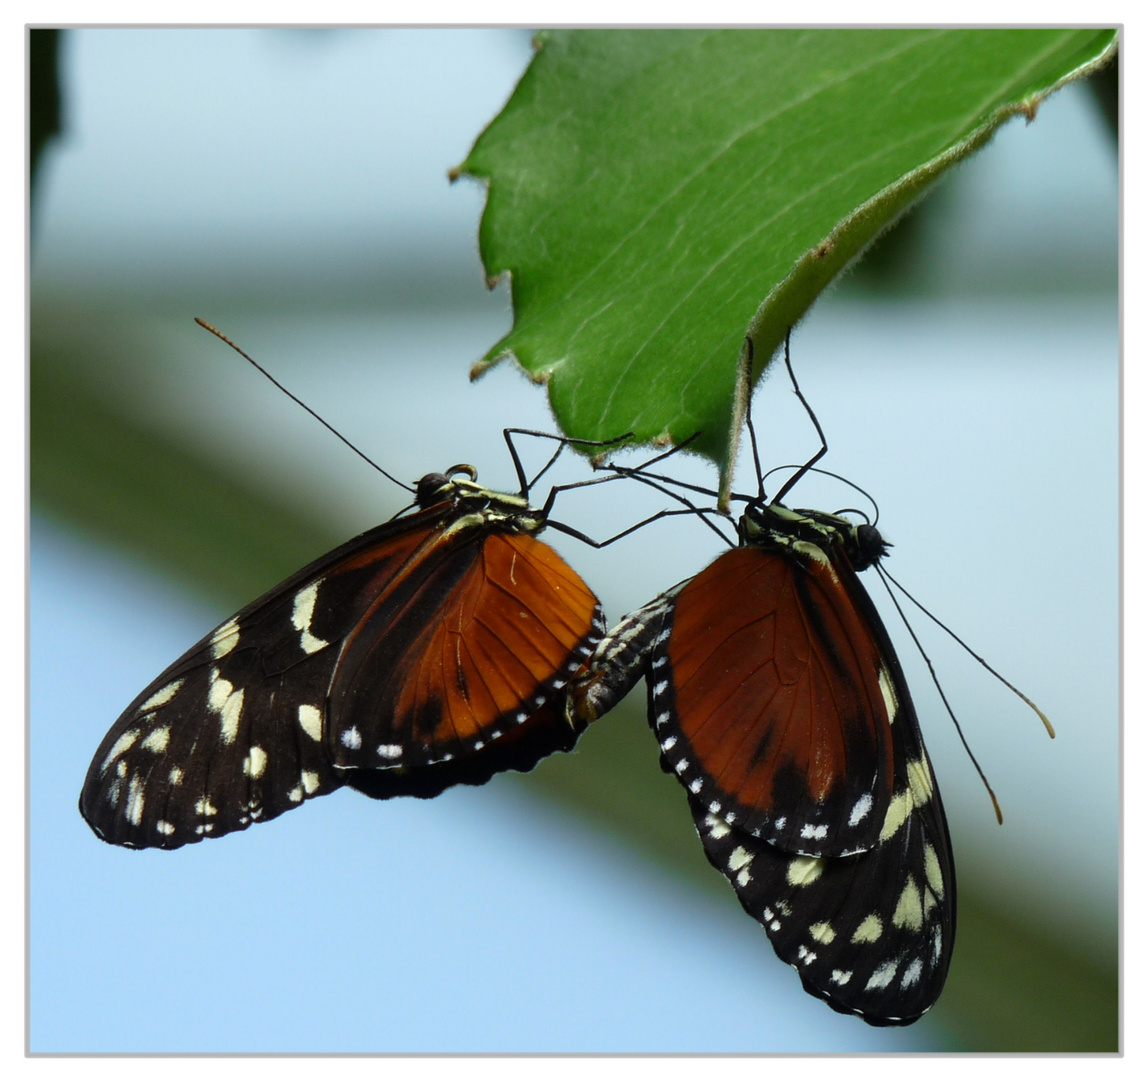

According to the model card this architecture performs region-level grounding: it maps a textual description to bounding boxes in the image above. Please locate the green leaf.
[457,28,1117,488]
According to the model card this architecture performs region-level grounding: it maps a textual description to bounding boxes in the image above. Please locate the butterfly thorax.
[415,467,544,538]
[741,502,890,572]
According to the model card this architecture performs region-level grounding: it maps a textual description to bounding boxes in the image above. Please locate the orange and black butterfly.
[80,324,634,850]
[570,336,959,1025]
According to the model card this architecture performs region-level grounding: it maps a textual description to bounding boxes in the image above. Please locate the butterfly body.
[81,468,605,850]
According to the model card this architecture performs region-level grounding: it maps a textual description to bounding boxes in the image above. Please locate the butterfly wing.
[80,504,603,849]
[326,529,604,777]
[689,704,955,1026]
[629,526,955,1023]
[649,543,897,857]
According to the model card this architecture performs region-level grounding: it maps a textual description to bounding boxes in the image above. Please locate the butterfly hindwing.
[327,531,603,771]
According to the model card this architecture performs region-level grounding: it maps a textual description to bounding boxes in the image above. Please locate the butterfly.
[80,323,631,850]
[568,334,960,1025]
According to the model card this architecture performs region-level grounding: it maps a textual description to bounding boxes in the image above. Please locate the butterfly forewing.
[81,488,605,849]
[80,607,348,850]
[650,540,896,857]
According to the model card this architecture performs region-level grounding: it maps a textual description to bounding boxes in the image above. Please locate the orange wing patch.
[393,532,600,748]
[666,545,895,854]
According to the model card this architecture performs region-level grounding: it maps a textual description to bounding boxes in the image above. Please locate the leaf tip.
[469,356,502,382]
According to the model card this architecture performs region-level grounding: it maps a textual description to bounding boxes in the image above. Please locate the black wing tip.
[803,976,935,1027]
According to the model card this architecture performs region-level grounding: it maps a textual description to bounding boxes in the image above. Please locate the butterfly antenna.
[741,337,767,502]
[760,464,882,527]
[195,318,414,494]
[880,565,1055,740]
[772,329,829,506]
[874,566,1004,825]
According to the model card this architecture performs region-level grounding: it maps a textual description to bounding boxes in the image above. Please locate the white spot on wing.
[194,797,217,817]
[906,757,935,807]
[785,856,824,887]
[140,726,170,753]
[207,669,232,711]
[139,679,184,713]
[299,628,327,655]
[168,766,184,785]
[211,618,240,659]
[301,771,321,794]
[292,581,329,654]
[800,823,828,841]
[298,704,322,742]
[851,914,883,944]
[704,814,730,840]
[287,786,303,803]
[218,688,245,745]
[341,726,362,750]
[880,790,914,841]
[892,877,924,931]
[156,820,176,836]
[923,842,945,898]
[901,958,924,988]
[243,745,268,779]
[100,729,140,773]
[809,922,836,944]
[878,665,898,724]
[125,774,145,826]
[848,793,873,826]
[727,847,753,873]
[376,744,402,759]
[865,960,898,991]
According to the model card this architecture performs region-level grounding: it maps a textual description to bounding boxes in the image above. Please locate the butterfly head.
[415,464,480,509]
